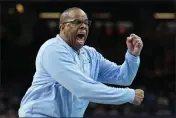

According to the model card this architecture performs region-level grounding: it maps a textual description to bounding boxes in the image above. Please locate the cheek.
[67,29,78,41]
[65,29,72,37]
[65,25,73,35]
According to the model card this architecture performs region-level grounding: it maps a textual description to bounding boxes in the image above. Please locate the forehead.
[69,9,88,20]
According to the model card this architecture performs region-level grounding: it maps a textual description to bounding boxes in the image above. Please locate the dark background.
[0,0,175,117]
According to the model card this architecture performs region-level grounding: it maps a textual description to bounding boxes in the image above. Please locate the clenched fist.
[132,89,144,105]
[126,34,143,56]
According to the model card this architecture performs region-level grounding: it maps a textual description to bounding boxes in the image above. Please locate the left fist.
[126,34,143,56]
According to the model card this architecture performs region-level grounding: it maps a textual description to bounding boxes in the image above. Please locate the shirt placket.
[75,55,84,72]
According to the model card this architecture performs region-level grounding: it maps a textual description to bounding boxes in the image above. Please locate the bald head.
[59,7,87,26]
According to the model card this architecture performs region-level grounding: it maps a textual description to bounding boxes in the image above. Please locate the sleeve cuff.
[125,50,140,62]
[126,88,135,103]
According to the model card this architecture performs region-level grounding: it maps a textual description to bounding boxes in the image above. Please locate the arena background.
[0,0,175,117]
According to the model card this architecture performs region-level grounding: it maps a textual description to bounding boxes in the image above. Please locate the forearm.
[117,50,140,85]
[97,50,140,86]
[78,82,135,105]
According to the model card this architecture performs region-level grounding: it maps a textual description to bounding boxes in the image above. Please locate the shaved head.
[59,7,87,26]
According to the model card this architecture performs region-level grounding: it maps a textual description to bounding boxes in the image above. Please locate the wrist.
[126,88,135,104]
[127,50,140,57]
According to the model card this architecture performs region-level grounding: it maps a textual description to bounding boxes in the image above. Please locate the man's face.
[60,9,90,51]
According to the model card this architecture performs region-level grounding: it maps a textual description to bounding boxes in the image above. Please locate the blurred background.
[0,0,175,117]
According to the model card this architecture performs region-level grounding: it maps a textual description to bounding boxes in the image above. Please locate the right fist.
[132,89,144,105]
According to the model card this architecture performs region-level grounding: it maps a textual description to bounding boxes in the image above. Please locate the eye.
[73,20,82,24]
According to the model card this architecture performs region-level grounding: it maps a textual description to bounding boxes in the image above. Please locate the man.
[19,7,144,117]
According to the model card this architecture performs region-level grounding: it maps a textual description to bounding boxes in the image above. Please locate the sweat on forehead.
[59,7,87,24]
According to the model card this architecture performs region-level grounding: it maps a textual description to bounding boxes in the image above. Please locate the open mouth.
[77,34,85,39]
[77,34,85,44]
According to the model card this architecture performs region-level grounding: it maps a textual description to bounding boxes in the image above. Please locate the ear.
[59,24,64,31]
